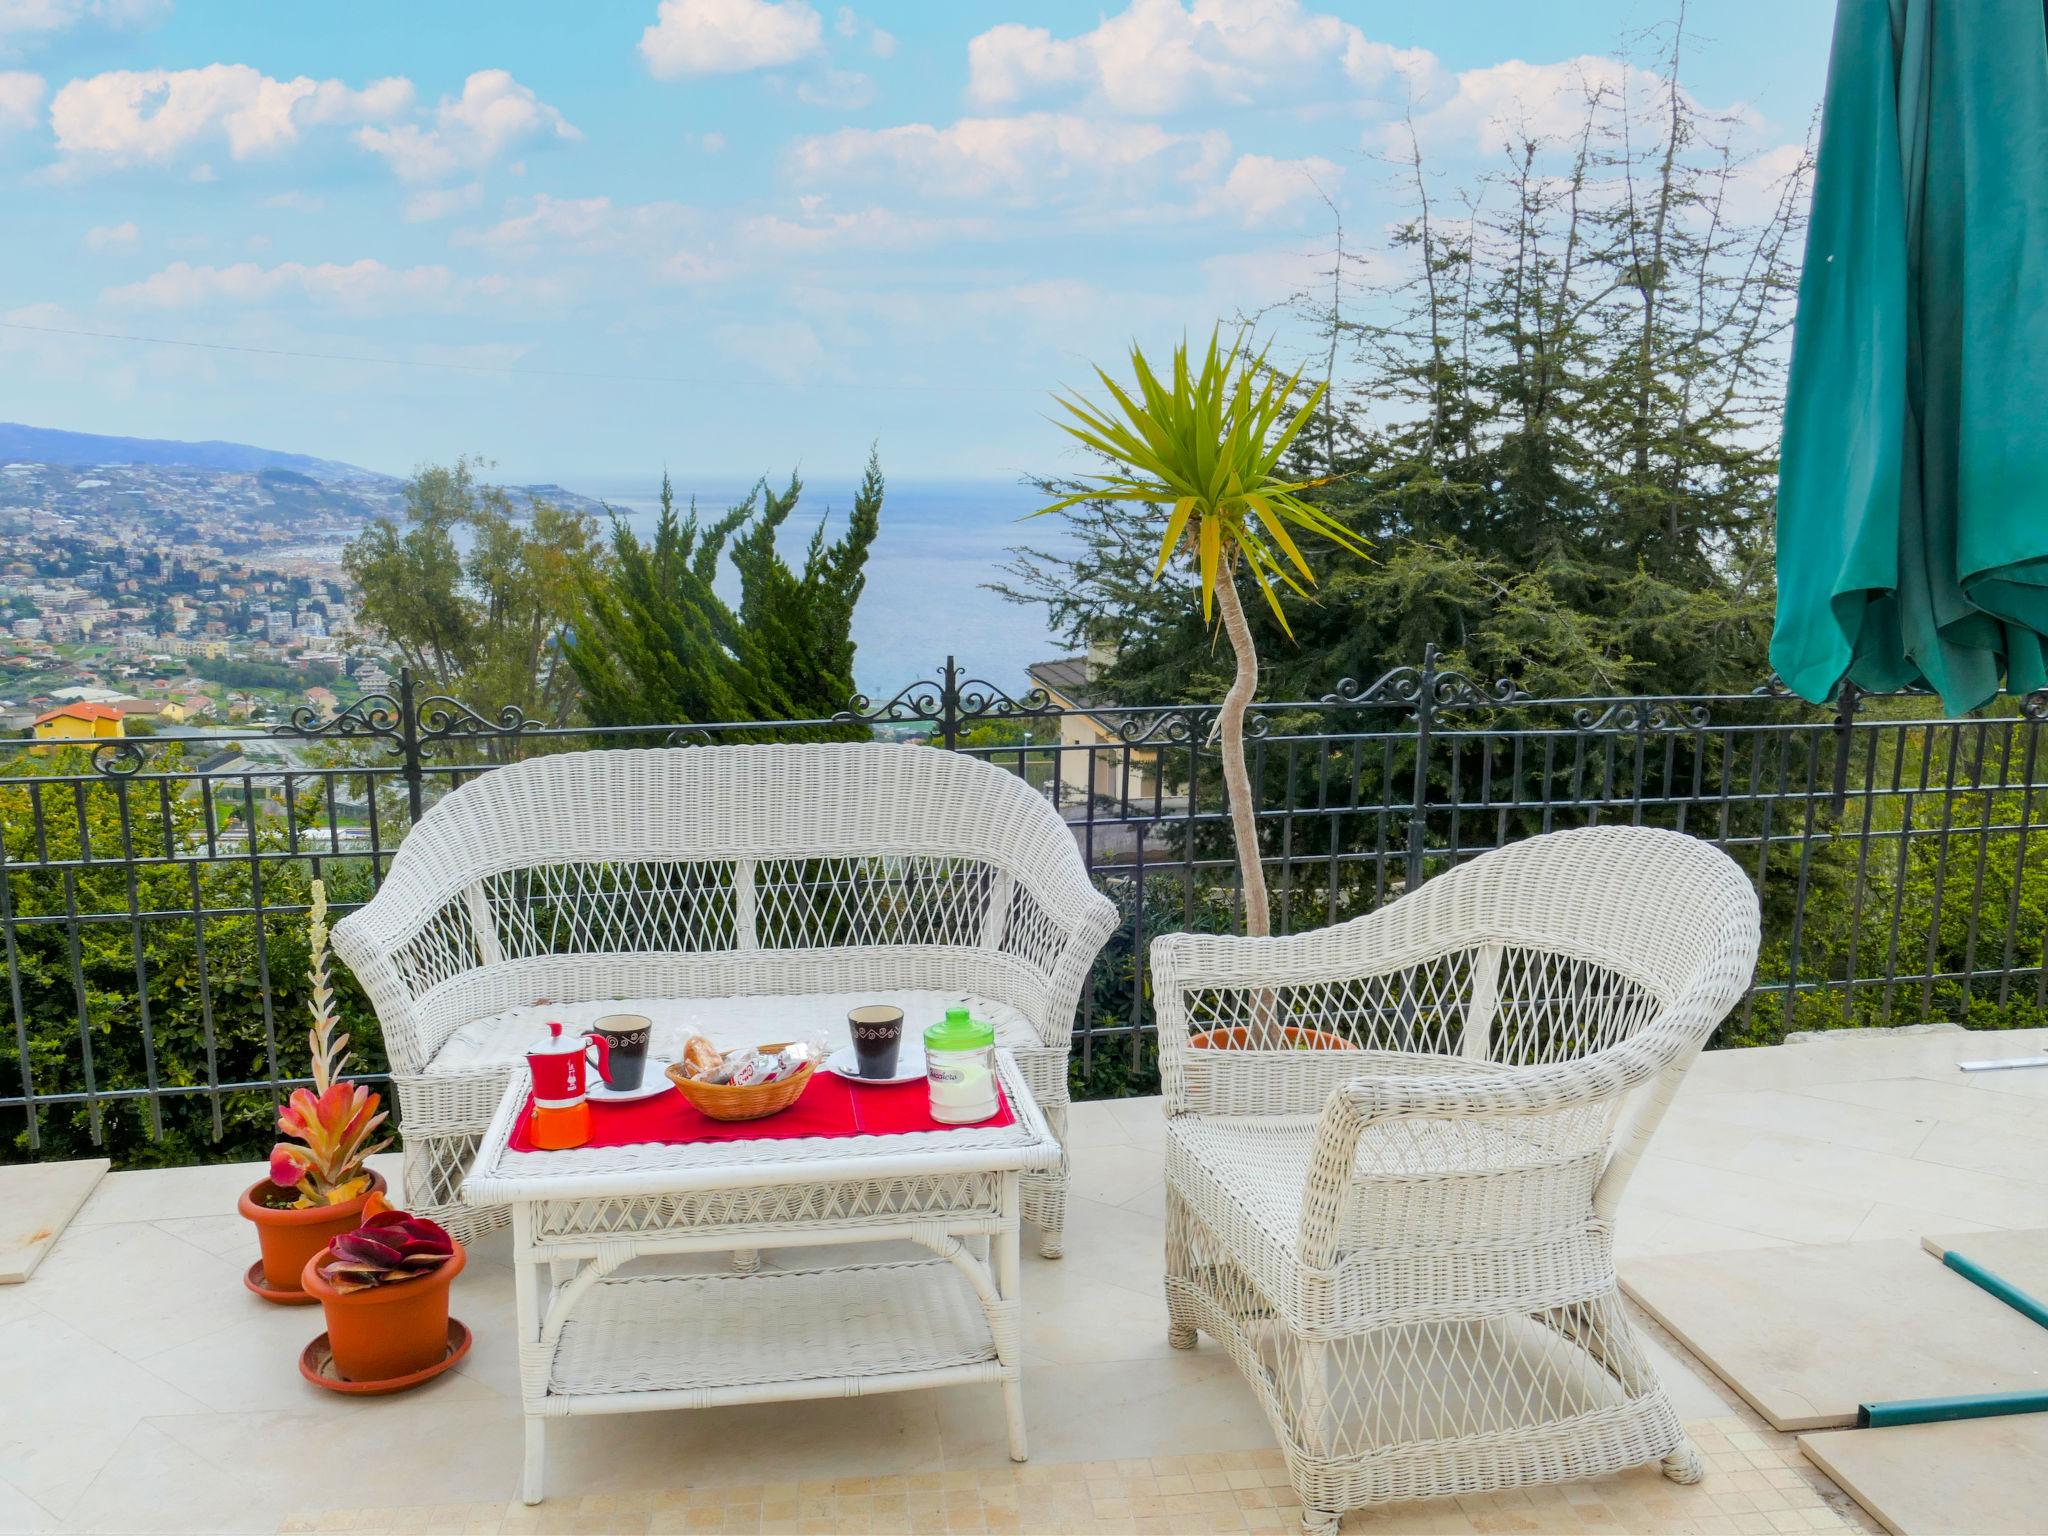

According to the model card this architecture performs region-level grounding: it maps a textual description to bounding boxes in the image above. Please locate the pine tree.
[567,450,882,737]
[1000,14,1807,706]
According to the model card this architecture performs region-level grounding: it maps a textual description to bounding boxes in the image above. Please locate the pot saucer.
[299,1318,472,1396]
[244,1259,320,1306]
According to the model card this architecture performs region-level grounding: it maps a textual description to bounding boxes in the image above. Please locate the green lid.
[925,1005,994,1051]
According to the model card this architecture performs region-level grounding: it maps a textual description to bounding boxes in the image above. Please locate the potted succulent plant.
[239,880,391,1301]
[301,1195,466,1384]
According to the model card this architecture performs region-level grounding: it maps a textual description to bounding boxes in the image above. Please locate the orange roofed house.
[31,701,125,742]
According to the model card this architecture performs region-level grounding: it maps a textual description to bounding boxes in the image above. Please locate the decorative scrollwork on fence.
[2023,690,2048,722]
[1110,707,1271,746]
[1434,673,1533,708]
[1321,661,1530,711]
[1112,709,1198,746]
[663,726,719,746]
[415,696,538,747]
[838,677,948,725]
[1571,700,1714,733]
[89,739,150,777]
[836,672,1055,728]
[274,690,404,746]
[1750,674,1795,699]
[953,677,1056,722]
[1321,665,1425,708]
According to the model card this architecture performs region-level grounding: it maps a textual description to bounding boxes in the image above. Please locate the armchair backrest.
[332,743,1109,1073]
[1152,825,1761,1119]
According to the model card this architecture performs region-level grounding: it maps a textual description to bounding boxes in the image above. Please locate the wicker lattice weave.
[330,743,1117,1250]
[1149,826,1760,1535]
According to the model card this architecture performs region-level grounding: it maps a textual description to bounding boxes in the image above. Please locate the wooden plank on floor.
[0,1157,109,1282]
[1801,1414,2048,1536]
[1621,1240,2048,1430]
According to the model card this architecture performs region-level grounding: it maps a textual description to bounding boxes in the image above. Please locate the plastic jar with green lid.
[924,1006,998,1124]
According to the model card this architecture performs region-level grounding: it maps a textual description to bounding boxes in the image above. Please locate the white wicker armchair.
[1149,826,1760,1535]
[330,743,1118,1253]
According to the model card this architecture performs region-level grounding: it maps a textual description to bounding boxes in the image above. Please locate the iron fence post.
[1408,645,1439,891]
[939,655,962,752]
[1830,679,1864,814]
[397,666,424,823]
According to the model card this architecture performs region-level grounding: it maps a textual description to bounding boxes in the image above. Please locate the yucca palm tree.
[1038,329,1368,935]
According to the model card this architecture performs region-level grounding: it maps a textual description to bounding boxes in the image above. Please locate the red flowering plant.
[319,1194,458,1292]
[266,881,391,1207]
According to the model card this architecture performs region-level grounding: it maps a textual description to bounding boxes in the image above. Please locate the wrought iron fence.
[5,650,2046,1163]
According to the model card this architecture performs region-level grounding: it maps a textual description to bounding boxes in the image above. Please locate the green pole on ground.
[1935,1249,2048,1334]
[1859,1391,2048,1429]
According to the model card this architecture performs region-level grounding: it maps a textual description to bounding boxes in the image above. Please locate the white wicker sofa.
[1149,826,1760,1534]
[330,742,1119,1254]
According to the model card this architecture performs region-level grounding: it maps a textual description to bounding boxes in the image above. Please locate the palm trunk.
[1211,558,1270,938]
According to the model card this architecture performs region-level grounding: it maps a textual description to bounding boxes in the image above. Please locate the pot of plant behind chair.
[240,880,391,1302]
[302,1195,465,1383]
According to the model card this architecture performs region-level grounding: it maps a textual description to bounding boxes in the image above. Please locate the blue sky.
[0,0,1834,486]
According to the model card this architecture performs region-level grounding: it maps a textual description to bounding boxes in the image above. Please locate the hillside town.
[0,458,405,739]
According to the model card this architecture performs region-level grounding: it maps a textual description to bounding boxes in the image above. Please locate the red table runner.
[507,1070,1013,1153]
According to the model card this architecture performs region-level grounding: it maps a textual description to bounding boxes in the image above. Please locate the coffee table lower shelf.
[543,1257,1009,1404]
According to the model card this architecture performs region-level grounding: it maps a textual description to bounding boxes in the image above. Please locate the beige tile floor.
[7,1023,2044,1535]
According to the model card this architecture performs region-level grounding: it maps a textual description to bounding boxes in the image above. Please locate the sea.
[565,474,1078,700]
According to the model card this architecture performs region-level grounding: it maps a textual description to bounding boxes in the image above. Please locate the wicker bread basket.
[665,1043,815,1122]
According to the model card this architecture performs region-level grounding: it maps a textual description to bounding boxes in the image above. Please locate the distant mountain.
[0,422,386,484]
[0,423,615,515]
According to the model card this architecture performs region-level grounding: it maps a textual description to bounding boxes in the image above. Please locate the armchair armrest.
[1016,878,1119,1050]
[1294,1026,1700,1269]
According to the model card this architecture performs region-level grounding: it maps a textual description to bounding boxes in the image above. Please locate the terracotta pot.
[302,1240,466,1384]
[239,1170,387,1298]
[1188,1026,1355,1051]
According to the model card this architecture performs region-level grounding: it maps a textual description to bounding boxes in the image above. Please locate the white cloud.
[696,129,726,152]
[796,67,872,110]
[49,65,411,167]
[105,258,457,313]
[737,205,990,252]
[639,0,822,78]
[402,180,483,222]
[83,218,136,247]
[462,192,723,283]
[466,192,679,249]
[1718,139,1808,223]
[355,69,576,183]
[0,67,40,130]
[1201,152,1339,225]
[262,189,323,212]
[867,26,895,58]
[966,0,1434,115]
[710,316,828,386]
[1393,55,1702,158]
[101,256,562,315]
[791,112,1228,206]
[0,0,163,50]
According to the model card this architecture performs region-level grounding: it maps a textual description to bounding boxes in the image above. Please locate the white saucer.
[822,1045,925,1086]
[588,1061,674,1104]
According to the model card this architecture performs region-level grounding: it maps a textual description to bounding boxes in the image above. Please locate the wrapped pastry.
[680,1035,722,1080]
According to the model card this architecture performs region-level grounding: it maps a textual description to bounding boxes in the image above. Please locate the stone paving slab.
[1919,1227,2048,1298]
[1622,1239,2048,1430]
[1801,1414,2048,1536]
[0,1158,107,1283]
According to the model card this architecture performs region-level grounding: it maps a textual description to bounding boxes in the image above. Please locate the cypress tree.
[567,450,882,738]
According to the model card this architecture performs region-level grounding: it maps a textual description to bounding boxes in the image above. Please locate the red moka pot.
[525,1022,612,1150]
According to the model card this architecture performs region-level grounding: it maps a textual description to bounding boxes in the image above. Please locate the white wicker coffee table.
[461,1050,1062,1504]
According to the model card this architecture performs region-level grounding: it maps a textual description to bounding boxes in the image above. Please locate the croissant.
[680,1034,722,1079]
